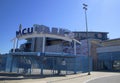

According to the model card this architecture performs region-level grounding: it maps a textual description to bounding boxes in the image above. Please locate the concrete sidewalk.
[0,72,119,83]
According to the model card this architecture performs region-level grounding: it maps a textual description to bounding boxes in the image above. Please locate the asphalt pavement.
[0,72,120,83]
[87,75,120,83]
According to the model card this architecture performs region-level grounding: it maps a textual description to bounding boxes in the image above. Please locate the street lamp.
[83,3,91,75]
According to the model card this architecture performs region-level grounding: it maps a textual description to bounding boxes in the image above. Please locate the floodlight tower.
[83,3,91,75]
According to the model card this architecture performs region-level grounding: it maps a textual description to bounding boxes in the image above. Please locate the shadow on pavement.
[0,72,66,81]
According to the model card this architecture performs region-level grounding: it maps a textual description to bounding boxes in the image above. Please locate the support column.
[16,38,19,49]
[31,38,35,52]
[74,40,77,73]
[42,36,46,53]
[41,55,44,76]
[5,55,13,72]
[74,58,77,74]
[13,38,16,52]
[74,40,76,55]
[41,36,46,76]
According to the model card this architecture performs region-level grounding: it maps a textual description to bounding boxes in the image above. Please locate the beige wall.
[102,39,120,46]
[97,46,120,53]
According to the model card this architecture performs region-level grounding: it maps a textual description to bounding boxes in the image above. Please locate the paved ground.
[87,75,120,83]
[0,72,120,83]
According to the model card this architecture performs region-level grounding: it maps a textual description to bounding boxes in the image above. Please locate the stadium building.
[0,24,92,75]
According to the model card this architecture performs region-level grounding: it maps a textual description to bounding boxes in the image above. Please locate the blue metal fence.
[0,52,92,75]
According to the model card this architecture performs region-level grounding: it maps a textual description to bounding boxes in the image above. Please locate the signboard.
[16,27,33,37]
[16,24,75,39]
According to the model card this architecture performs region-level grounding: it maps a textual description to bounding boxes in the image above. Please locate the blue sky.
[0,0,120,53]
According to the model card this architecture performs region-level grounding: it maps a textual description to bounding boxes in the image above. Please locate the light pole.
[83,3,91,75]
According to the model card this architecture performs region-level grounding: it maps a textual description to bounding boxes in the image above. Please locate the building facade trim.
[97,46,120,53]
